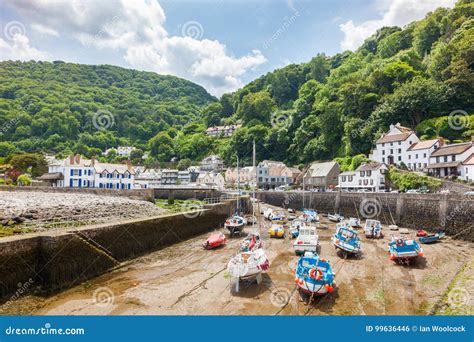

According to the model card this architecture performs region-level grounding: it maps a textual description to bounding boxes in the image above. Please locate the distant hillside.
[0,61,215,158]
[204,0,473,166]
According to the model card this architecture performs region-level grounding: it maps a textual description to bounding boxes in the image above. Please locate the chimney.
[126,160,132,170]
[91,157,96,166]
[75,154,81,164]
[69,154,75,165]
[438,137,445,147]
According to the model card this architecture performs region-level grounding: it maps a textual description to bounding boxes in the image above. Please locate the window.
[390,149,393,154]
[424,153,427,158]
[415,154,418,159]
[451,155,455,162]
[390,143,393,146]
[342,176,346,182]
[382,157,385,163]
[367,170,372,176]
[349,176,353,182]
[364,179,368,185]
[444,156,448,162]
[382,150,385,155]
[359,180,362,185]
[370,179,373,185]
[408,163,411,168]
[408,155,411,160]
[382,143,385,147]
[361,171,365,177]
[409,141,412,145]
[398,156,401,161]
[398,149,401,153]
[436,157,439,163]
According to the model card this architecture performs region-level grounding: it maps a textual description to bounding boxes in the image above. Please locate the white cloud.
[339,0,456,51]
[0,34,51,61]
[4,0,266,95]
[31,23,59,37]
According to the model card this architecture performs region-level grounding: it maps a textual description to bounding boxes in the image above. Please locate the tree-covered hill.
[0,61,215,158]
[206,0,473,166]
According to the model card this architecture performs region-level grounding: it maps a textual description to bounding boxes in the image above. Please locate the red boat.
[416,229,427,237]
[203,232,226,249]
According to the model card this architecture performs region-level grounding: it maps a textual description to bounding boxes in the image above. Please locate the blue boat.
[332,223,361,256]
[293,252,335,295]
[301,209,319,222]
[388,237,423,264]
[419,232,445,244]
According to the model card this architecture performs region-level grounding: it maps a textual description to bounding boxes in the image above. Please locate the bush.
[388,167,442,192]
[17,174,32,186]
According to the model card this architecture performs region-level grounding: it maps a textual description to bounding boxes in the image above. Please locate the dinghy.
[364,219,383,238]
[293,225,320,255]
[293,252,335,296]
[203,231,226,249]
[348,217,360,228]
[227,248,270,292]
[289,219,304,238]
[332,223,361,257]
[240,232,263,252]
[301,209,319,222]
[268,223,285,238]
[419,232,445,244]
[225,215,247,237]
[328,213,344,222]
[388,237,423,264]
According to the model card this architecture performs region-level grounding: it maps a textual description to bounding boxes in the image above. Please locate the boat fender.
[418,252,424,257]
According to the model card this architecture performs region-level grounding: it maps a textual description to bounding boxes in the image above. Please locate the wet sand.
[1,205,472,316]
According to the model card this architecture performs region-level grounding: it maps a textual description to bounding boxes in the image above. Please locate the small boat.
[240,232,263,251]
[419,232,445,244]
[227,248,270,292]
[293,252,335,296]
[332,223,361,256]
[263,208,274,220]
[225,215,247,237]
[288,208,295,214]
[203,231,226,249]
[288,213,297,221]
[389,225,399,231]
[289,219,304,238]
[245,214,257,225]
[293,225,320,255]
[364,219,383,239]
[348,217,360,228]
[302,209,319,222]
[268,224,285,238]
[388,237,423,264]
[270,211,286,222]
[399,228,409,234]
[416,229,427,237]
[328,213,344,222]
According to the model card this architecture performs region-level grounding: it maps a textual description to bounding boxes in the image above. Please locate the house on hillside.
[225,166,256,187]
[302,161,340,191]
[197,171,225,189]
[427,140,473,179]
[338,162,388,192]
[205,124,241,137]
[257,160,294,189]
[39,154,135,189]
[200,155,224,172]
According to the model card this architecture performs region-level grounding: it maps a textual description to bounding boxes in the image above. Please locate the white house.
[200,155,224,172]
[257,160,294,189]
[460,154,474,183]
[225,166,256,187]
[197,171,225,189]
[205,124,241,137]
[427,141,473,179]
[40,154,135,190]
[406,139,442,171]
[103,146,136,157]
[161,169,179,185]
[134,169,162,189]
[338,162,388,192]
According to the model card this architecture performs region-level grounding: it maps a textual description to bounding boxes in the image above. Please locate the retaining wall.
[257,191,474,241]
[0,198,246,302]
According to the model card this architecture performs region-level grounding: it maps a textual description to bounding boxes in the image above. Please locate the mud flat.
[0,191,165,230]
[2,203,472,316]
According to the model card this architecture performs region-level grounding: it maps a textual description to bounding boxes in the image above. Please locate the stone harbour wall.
[0,198,247,302]
[257,191,474,241]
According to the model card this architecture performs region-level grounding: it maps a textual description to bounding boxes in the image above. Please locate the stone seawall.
[0,198,245,302]
[257,191,474,241]
[153,188,222,200]
[0,185,155,202]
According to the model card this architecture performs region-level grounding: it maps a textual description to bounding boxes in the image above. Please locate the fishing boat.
[227,248,270,292]
[293,225,320,255]
[328,213,344,222]
[388,237,423,264]
[332,223,361,257]
[364,219,384,238]
[270,211,286,222]
[419,232,445,244]
[268,223,285,238]
[348,217,360,228]
[263,208,274,220]
[293,252,335,296]
[225,214,247,237]
[203,231,226,249]
[240,232,263,251]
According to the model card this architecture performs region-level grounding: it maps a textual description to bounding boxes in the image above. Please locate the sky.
[0,0,456,96]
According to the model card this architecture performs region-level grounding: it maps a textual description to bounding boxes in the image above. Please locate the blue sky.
[0,0,455,95]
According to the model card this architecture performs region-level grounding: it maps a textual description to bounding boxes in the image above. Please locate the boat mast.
[252,140,256,230]
[236,154,240,213]
[302,170,305,208]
